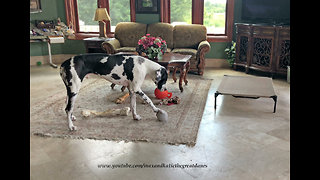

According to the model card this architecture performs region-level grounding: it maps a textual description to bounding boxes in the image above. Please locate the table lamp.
[94,8,111,38]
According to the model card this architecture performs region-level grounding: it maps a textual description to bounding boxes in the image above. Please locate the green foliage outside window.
[77,0,226,33]
[170,0,226,33]
[204,1,226,28]
[77,0,130,27]
[109,0,130,27]
[77,0,96,25]
[171,0,192,24]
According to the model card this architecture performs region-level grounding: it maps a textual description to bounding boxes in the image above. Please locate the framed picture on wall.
[30,0,42,13]
[135,0,160,14]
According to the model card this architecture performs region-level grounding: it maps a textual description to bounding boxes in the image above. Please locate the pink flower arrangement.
[137,34,167,60]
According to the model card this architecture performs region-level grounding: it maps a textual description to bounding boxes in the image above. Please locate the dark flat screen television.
[242,0,290,25]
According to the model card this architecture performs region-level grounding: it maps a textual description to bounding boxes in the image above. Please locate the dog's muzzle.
[160,86,167,92]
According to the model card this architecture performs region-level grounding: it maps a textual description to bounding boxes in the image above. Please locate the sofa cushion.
[116,47,137,52]
[115,22,147,47]
[147,23,174,49]
[173,24,207,49]
[116,47,172,54]
[171,48,197,56]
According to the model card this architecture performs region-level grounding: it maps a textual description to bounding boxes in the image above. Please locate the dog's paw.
[133,115,142,121]
[72,115,77,121]
[69,125,77,131]
[156,109,168,122]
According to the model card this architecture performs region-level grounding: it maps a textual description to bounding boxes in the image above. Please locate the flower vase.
[147,53,159,60]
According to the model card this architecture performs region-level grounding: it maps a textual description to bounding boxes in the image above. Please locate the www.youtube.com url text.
[97,163,208,169]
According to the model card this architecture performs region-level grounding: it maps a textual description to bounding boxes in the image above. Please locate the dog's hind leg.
[128,88,141,120]
[65,87,79,131]
[60,63,82,131]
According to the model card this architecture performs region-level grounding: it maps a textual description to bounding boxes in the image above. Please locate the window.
[64,0,135,39]
[109,0,132,32]
[77,0,99,32]
[161,0,234,42]
[203,0,226,34]
[170,0,192,25]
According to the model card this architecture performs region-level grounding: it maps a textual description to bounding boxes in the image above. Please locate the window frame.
[64,0,136,40]
[160,0,234,42]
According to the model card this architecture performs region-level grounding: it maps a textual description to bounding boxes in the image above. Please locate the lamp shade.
[94,8,111,21]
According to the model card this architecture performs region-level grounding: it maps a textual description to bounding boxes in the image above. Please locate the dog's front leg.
[128,88,141,120]
[135,89,168,122]
[135,89,159,113]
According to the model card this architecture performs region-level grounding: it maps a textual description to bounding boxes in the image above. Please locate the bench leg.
[214,92,220,109]
[271,95,277,113]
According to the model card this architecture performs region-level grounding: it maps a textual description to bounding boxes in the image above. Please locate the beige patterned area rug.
[31,74,212,146]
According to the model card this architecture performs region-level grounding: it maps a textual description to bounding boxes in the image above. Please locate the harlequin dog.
[60,53,168,131]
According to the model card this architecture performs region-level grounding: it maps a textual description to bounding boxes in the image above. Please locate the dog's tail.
[60,58,71,86]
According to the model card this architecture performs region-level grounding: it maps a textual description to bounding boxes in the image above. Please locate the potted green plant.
[224,41,236,67]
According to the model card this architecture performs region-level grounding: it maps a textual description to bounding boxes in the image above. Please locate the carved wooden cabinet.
[234,23,290,76]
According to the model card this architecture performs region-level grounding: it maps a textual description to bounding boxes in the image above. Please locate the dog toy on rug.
[157,96,181,105]
[115,93,130,104]
[154,88,173,99]
[82,107,130,117]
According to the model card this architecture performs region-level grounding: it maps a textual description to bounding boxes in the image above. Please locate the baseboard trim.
[30,54,76,66]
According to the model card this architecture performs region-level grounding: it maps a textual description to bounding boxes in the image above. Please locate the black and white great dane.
[60,53,168,131]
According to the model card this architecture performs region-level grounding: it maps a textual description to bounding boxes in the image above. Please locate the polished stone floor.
[30,65,290,180]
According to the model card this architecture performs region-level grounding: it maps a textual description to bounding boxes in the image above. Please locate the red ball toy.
[154,88,172,99]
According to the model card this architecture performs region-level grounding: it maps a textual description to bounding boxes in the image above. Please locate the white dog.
[60,53,168,131]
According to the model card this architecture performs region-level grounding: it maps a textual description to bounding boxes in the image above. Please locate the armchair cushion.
[171,48,198,70]
[171,48,197,56]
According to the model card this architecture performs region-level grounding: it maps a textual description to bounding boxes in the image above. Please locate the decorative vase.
[147,53,159,60]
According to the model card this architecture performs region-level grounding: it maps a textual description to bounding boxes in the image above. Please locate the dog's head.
[154,67,168,91]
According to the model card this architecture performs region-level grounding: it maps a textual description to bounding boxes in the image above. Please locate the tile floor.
[30,65,290,180]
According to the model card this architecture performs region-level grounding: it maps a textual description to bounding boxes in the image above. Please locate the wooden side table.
[83,37,114,53]
[157,53,192,92]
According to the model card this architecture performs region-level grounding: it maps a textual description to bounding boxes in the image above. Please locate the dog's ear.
[161,67,168,81]
[157,67,168,90]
